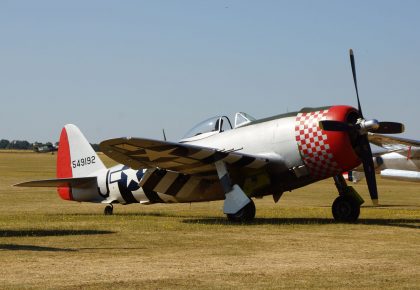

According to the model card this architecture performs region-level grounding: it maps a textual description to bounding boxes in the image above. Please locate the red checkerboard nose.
[295,106,361,180]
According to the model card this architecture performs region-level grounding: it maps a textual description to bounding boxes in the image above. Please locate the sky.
[0,0,419,143]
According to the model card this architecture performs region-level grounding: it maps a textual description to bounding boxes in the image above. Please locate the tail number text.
[72,156,96,168]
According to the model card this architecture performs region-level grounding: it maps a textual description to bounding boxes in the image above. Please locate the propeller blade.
[350,49,363,118]
[373,122,405,134]
[359,136,379,205]
[319,120,353,132]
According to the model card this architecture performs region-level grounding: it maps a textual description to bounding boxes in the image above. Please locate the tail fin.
[57,124,106,199]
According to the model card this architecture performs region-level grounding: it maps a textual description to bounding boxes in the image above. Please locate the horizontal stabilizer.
[14,176,97,188]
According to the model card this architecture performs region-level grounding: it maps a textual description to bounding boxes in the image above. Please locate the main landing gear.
[227,199,256,222]
[104,204,113,215]
[332,195,360,222]
[332,175,364,222]
[214,161,256,223]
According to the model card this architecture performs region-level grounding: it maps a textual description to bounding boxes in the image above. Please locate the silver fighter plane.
[16,50,405,223]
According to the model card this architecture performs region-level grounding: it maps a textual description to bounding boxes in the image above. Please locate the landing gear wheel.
[227,199,256,222]
[332,196,360,223]
[104,204,113,215]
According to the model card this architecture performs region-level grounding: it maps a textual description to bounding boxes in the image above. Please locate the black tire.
[227,199,256,222]
[104,205,113,215]
[332,196,360,223]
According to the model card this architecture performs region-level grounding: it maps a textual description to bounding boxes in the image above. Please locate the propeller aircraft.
[15,50,405,222]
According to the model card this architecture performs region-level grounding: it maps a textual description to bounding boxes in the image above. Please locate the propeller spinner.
[319,49,405,205]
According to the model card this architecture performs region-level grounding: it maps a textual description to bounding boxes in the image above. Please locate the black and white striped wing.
[100,137,269,175]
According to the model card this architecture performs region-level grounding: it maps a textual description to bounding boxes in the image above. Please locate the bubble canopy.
[180,112,256,142]
[181,116,232,141]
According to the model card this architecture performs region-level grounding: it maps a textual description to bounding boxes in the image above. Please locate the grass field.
[0,152,419,289]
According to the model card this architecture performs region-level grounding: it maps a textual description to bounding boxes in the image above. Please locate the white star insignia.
[124,169,139,187]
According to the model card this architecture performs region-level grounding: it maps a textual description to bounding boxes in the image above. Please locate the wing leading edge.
[369,133,420,149]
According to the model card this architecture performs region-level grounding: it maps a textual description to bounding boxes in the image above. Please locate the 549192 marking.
[72,156,96,168]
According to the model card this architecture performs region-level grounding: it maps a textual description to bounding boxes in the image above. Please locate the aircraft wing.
[368,133,420,158]
[369,133,420,149]
[100,137,270,175]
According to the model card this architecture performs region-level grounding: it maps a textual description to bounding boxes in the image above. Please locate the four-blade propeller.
[319,49,405,205]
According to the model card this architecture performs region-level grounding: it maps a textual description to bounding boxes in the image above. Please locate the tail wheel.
[104,204,113,215]
[332,196,360,222]
[227,199,256,222]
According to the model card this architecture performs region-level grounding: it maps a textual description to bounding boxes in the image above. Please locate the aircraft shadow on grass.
[182,217,420,230]
[0,229,116,252]
[0,244,147,252]
[0,229,114,238]
[49,212,175,218]
[57,212,419,230]
[0,244,76,252]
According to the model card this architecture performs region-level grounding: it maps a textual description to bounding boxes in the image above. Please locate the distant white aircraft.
[347,133,420,183]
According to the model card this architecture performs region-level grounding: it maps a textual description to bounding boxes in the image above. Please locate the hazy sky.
[1,0,419,143]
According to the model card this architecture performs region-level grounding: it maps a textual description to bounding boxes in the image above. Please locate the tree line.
[0,139,100,152]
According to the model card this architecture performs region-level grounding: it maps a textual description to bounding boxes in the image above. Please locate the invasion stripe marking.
[153,171,180,193]
[100,169,110,198]
[117,183,139,204]
[222,154,242,164]
[170,162,209,173]
[230,157,255,167]
[201,152,229,164]
[143,189,164,203]
[189,150,215,160]
[139,168,156,187]
[165,174,191,196]
[121,190,139,204]
[173,157,197,164]
[171,146,190,156]
[155,192,178,203]
[245,159,268,169]
[187,164,215,174]
[174,177,202,200]
[142,169,167,192]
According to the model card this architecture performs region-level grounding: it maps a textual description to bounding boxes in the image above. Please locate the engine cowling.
[295,105,361,179]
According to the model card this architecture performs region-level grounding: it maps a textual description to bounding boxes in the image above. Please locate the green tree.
[8,140,32,150]
[0,139,10,149]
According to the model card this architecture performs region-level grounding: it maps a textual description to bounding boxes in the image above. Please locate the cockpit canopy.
[180,112,256,142]
[234,112,256,128]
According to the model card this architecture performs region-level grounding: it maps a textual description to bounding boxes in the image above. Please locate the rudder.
[57,124,106,200]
